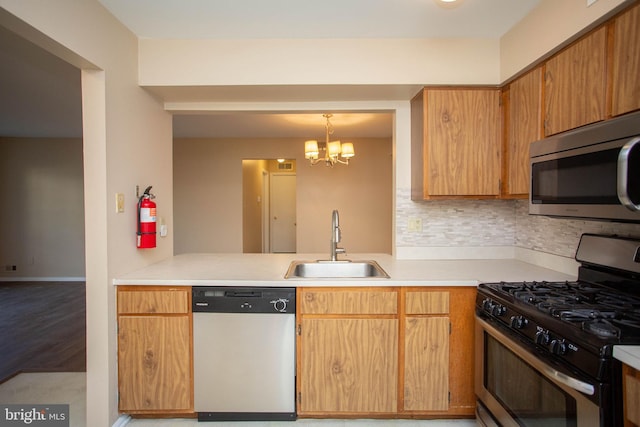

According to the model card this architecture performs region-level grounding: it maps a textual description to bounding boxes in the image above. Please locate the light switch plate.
[115,193,125,213]
[587,0,598,6]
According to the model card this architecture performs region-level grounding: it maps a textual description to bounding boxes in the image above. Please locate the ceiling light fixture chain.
[304,113,355,167]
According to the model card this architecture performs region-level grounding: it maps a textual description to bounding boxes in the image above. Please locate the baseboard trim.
[0,277,85,282]
[112,415,131,427]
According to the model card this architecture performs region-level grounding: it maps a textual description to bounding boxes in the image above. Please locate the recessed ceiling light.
[434,0,465,8]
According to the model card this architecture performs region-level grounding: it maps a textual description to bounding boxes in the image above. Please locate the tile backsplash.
[395,188,640,259]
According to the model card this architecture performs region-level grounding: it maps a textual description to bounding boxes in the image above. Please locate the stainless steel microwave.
[530,111,640,222]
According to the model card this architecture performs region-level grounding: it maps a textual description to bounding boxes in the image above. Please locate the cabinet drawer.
[300,290,397,314]
[117,287,190,314]
[406,291,449,314]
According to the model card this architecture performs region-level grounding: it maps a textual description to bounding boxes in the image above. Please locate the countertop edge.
[614,346,640,371]
[113,278,479,287]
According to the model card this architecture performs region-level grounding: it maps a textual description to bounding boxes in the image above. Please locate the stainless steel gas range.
[475,234,640,427]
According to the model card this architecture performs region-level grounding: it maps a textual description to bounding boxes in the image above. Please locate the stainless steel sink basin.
[284,260,389,279]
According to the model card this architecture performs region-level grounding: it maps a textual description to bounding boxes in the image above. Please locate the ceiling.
[97,0,541,40]
[0,0,541,139]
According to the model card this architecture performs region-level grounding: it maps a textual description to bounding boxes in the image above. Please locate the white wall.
[0,2,173,426]
[0,138,84,279]
[174,137,393,255]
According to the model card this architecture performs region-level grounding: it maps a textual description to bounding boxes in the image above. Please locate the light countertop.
[113,253,575,287]
[614,346,640,371]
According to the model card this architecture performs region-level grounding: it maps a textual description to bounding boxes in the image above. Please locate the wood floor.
[0,281,86,383]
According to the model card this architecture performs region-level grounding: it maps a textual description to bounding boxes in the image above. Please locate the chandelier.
[304,114,355,166]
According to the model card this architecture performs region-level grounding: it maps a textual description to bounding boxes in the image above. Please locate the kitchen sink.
[284,260,390,279]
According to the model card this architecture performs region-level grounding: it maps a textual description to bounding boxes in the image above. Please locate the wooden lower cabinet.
[403,316,449,411]
[117,286,193,415]
[299,318,399,413]
[296,286,475,418]
[623,363,640,427]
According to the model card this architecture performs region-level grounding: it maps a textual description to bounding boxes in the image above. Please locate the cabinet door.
[624,364,640,427]
[118,315,192,412]
[544,27,607,136]
[506,67,542,196]
[448,287,477,413]
[404,316,449,411]
[426,89,501,197]
[299,318,398,413]
[612,3,640,117]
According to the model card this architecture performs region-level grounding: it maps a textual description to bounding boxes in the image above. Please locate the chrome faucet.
[330,210,346,261]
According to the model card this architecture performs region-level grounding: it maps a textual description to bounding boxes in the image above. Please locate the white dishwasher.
[192,286,296,422]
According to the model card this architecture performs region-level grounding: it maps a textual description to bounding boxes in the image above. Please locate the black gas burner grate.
[485,280,640,339]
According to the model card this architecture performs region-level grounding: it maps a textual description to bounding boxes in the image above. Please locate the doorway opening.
[242,159,297,253]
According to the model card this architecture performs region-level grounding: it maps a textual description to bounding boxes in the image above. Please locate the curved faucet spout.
[330,210,346,261]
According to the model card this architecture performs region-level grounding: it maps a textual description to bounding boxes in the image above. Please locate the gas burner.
[533,281,574,292]
[582,319,621,338]
[536,299,574,314]
[513,290,541,304]
[559,308,618,322]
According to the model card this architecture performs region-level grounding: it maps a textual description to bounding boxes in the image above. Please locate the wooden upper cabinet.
[544,27,607,136]
[504,67,542,197]
[411,88,501,200]
[612,2,640,117]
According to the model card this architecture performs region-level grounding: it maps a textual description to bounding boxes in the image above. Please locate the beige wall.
[140,1,630,88]
[501,0,631,81]
[175,138,392,255]
[0,1,173,426]
[140,38,501,86]
[0,138,84,278]
[242,159,268,253]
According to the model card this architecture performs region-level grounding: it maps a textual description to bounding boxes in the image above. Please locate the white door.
[270,173,296,253]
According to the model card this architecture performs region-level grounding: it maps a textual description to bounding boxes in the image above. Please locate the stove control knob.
[491,304,506,317]
[510,315,527,329]
[550,339,567,355]
[482,298,494,312]
[535,331,550,346]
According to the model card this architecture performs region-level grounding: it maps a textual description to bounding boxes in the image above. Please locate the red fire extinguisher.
[137,186,156,249]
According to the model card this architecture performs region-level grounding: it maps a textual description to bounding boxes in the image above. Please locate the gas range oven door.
[475,315,604,427]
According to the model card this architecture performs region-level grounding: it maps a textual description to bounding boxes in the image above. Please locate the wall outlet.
[4,265,17,271]
[407,217,423,233]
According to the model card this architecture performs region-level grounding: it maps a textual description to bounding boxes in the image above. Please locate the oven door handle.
[541,365,595,396]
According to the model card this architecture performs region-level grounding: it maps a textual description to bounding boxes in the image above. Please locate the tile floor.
[0,373,477,427]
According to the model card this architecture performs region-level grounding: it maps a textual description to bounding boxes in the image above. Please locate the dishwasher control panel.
[192,286,296,314]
